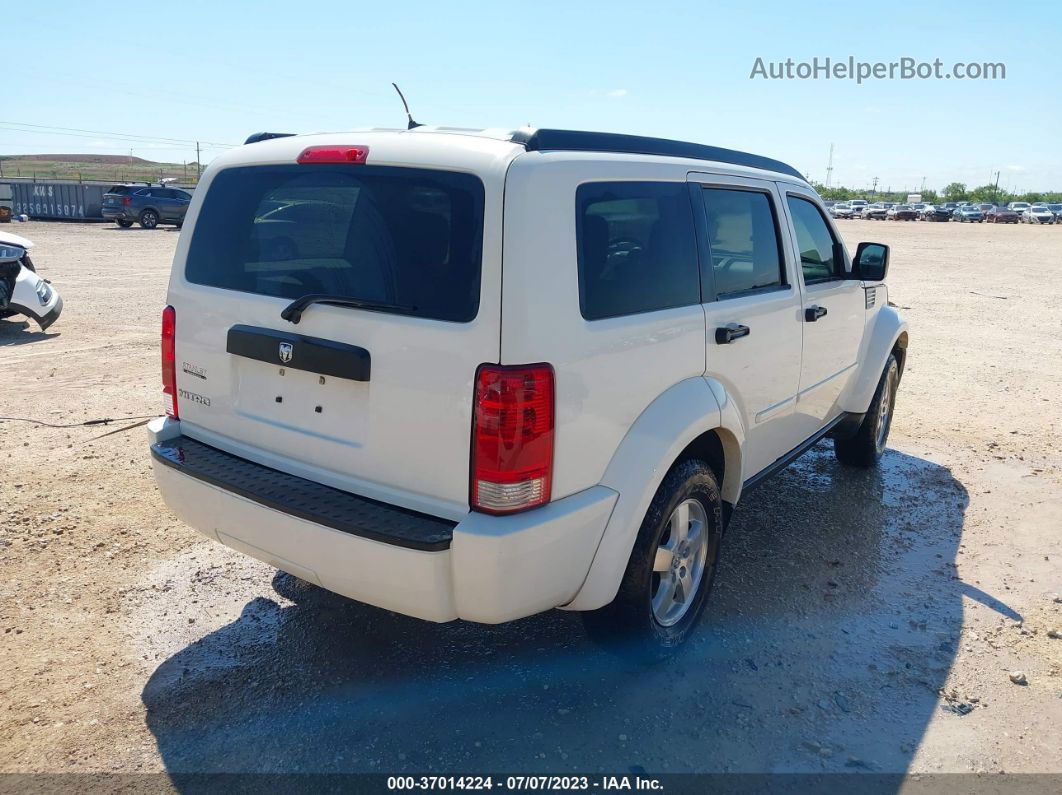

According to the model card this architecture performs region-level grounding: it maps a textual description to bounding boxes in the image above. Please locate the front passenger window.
[787,196,842,283]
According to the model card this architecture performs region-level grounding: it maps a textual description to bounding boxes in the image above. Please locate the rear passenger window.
[576,182,699,321]
[787,196,842,283]
[700,188,784,298]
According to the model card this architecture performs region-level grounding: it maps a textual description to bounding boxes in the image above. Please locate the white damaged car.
[0,231,64,330]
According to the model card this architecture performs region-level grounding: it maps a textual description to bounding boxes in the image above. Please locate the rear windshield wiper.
[281,294,418,324]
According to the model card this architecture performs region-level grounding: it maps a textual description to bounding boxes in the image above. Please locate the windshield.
[185,164,485,322]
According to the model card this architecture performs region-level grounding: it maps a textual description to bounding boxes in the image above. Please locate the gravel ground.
[1,219,1060,776]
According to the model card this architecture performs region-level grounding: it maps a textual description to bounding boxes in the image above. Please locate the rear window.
[185,164,485,323]
[576,182,699,320]
[105,185,133,195]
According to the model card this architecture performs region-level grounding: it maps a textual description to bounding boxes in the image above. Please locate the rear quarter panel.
[501,153,707,501]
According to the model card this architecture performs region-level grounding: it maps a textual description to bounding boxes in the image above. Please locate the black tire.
[138,210,159,230]
[834,353,900,467]
[116,219,134,228]
[582,459,723,661]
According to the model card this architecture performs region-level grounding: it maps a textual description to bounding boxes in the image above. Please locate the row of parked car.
[828,199,1061,224]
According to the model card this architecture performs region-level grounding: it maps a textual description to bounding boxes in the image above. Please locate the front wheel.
[138,210,159,229]
[834,353,900,467]
[582,460,723,660]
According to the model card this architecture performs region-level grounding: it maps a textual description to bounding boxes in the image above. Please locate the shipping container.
[0,180,111,220]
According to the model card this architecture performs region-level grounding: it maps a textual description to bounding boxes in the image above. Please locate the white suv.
[149,127,908,654]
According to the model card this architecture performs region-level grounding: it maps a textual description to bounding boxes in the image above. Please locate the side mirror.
[0,243,26,265]
[853,241,889,281]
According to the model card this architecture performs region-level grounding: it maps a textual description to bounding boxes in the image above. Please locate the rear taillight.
[161,305,178,418]
[471,364,554,515]
[296,145,369,165]
[122,197,132,206]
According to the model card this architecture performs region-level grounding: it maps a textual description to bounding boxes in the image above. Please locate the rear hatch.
[166,135,511,520]
[102,185,135,210]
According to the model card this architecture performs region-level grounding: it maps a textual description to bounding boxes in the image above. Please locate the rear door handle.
[805,305,828,322]
[715,324,750,344]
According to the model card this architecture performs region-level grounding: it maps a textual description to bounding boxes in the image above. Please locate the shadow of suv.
[102,184,192,229]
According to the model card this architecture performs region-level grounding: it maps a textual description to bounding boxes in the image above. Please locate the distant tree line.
[811,182,1061,205]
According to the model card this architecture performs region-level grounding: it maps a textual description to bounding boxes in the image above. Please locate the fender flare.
[841,301,909,415]
[563,376,745,612]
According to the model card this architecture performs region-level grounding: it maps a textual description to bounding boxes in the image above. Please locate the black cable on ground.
[0,415,157,429]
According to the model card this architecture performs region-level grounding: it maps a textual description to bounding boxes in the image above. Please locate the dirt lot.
[1,219,1060,777]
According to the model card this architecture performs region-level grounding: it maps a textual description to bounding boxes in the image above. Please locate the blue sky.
[3,0,1059,191]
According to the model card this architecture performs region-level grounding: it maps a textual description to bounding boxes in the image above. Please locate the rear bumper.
[148,419,618,623]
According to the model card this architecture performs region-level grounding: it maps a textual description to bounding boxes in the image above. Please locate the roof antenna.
[392,83,422,130]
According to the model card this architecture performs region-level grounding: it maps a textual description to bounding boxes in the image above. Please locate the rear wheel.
[116,219,133,228]
[834,354,899,467]
[138,210,159,229]
[582,460,723,660]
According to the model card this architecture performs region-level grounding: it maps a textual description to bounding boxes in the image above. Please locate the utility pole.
[993,170,1001,202]
[196,142,201,181]
[920,176,926,193]
[825,143,834,188]
[871,176,879,194]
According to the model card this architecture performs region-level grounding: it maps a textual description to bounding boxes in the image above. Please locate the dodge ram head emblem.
[278,342,294,363]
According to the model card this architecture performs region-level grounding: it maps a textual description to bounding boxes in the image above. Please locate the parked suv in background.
[102,184,192,229]
[148,127,908,654]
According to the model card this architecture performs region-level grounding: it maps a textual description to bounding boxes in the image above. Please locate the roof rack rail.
[244,132,296,145]
[512,128,804,180]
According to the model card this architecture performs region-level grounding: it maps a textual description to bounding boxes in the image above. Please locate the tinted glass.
[576,182,699,320]
[185,165,485,322]
[701,188,784,298]
[787,196,841,283]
